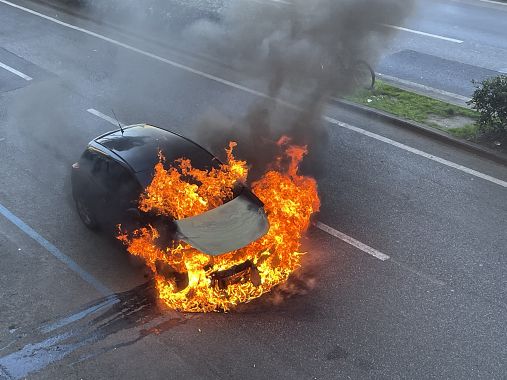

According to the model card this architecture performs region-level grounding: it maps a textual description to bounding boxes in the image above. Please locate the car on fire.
[71,124,270,280]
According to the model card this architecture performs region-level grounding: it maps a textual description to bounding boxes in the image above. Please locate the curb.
[330,98,507,166]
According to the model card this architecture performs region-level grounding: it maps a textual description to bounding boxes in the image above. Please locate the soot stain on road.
[0,262,323,379]
[0,282,190,379]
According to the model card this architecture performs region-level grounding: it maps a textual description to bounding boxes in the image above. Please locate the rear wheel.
[75,196,99,230]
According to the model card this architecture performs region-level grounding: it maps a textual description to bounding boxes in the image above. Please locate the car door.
[74,148,110,223]
[99,159,142,228]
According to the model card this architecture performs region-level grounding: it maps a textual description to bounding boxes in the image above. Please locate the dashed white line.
[3,0,506,190]
[381,24,464,44]
[315,221,390,261]
[87,108,124,126]
[0,61,32,80]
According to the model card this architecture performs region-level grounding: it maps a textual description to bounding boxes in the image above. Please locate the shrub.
[468,75,507,133]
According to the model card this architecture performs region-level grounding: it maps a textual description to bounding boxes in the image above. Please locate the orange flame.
[118,138,320,312]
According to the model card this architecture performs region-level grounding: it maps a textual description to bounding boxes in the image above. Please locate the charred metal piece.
[210,260,261,290]
[155,260,189,292]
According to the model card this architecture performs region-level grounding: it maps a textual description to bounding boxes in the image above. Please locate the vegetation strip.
[345,80,480,139]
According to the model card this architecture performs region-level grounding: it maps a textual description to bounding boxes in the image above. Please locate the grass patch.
[345,80,479,126]
[447,124,480,139]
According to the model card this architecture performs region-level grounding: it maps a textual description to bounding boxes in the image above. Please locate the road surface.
[0,1,506,379]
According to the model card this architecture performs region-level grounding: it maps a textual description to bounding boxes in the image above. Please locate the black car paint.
[71,124,260,236]
[71,125,215,230]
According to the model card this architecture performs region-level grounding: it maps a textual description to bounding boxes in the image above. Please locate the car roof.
[94,124,217,186]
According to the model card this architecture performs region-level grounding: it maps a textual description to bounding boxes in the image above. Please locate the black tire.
[75,196,99,230]
[353,60,376,90]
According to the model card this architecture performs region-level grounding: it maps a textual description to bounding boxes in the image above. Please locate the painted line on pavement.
[381,24,464,44]
[450,0,507,11]
[87,108,124,126]
[315,221,390,261]
[480,0,507,6]
[0,203,112,296]
[315,222,448,285]
[0,0,269,100]
[2,0,506,189]
[325,116,507,188]
[0,61,32,80]
[377,73,471,104]
[250,0,291,5]
[40,296,119,334]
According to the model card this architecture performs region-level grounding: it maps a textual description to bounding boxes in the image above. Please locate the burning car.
[71,124,269,249]
[72,124,320,312]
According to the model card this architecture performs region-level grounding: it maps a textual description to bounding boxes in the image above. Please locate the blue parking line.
[0,202,112,296]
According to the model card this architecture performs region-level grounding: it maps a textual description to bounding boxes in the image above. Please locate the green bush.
[468,75,507,133]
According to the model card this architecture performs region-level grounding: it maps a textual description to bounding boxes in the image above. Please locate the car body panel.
[175,192,269,256]
[72,124,269,256]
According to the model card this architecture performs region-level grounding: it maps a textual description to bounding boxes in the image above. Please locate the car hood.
[174,193,269,256]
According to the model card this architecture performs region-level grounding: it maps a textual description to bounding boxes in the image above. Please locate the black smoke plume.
[187,0,414,176]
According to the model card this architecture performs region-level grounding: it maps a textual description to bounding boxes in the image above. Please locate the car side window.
[105,161,141,202]
[81,147,140,204]
[81,148,106,174]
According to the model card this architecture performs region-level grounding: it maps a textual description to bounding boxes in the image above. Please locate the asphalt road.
[378,0,507,102]
[19,0,507,103]
[0,0,506,379]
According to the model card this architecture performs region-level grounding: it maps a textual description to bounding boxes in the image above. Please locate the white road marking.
[381,24,464,44]
[325,116,507,188]
[2,0,506,189]
[87,108,124,126]
[480,0,507,6]
[315,222,447,285]
[0,203,112,296]
[315,221,390,261]
[250,0,291,5]
[450,0,507,11]
[377,73,471,104]
[0,60,32,80]
[0,0,269,100]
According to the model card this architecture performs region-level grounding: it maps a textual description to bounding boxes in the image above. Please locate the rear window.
[97,126,215,173]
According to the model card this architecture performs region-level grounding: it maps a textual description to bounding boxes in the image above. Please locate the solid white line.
[480,0,507,5]
[87,108,124,126]
[0,61,32,80]
[377,73,471,103]
[324,116,507,188]
[3,0,506,189]
[0,203,112,296]
[381,24,464,44]
[0,0,269,100]
[254,0,291,4]
[315,221,390,261]
[450,0,507,11]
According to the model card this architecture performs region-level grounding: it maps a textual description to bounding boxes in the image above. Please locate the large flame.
[118,138,320,312]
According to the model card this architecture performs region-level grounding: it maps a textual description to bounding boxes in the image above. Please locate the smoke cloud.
[45,0,414,176]
[185,0,414,176]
